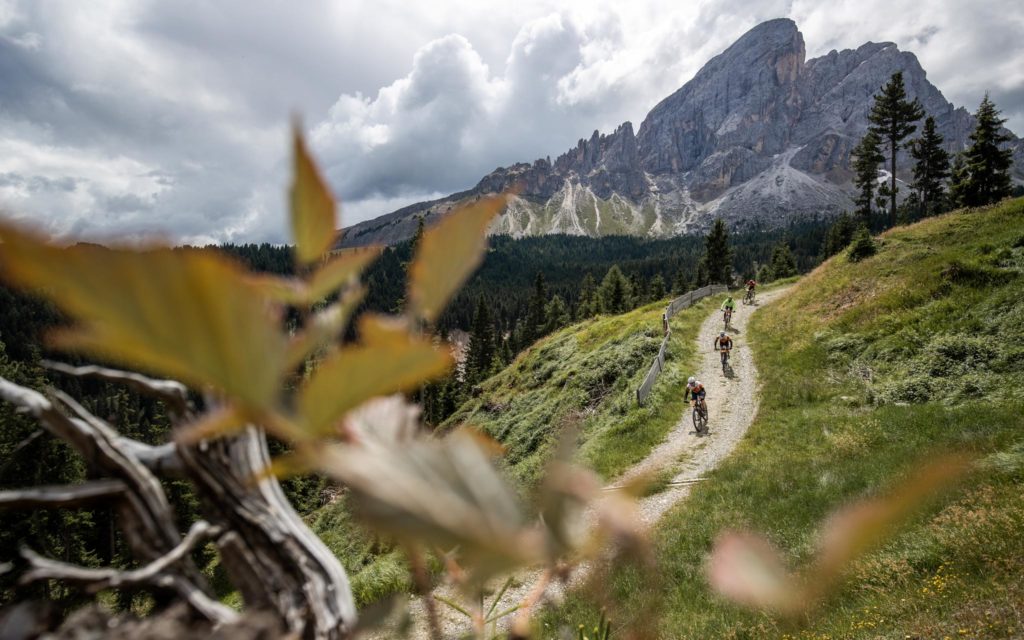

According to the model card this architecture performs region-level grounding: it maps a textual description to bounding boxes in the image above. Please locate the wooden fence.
[636,284,728,407]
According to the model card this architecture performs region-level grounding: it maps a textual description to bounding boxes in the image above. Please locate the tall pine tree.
[868,71,924,227]
[957,94,1014,207]
[702,219,733,285]
[769,242,798,279]
[524,271,548,344]
[852,130,885,227]
[465,295,496,384]
[598,265,630,314]
[909,116,951,216]
[576,272,598,319]
[649,274,667,301]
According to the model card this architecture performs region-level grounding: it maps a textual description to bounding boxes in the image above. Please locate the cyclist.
[744,279,757,304]
[684,376,706,410]
[715,331,733,367]
[721,295,735,328]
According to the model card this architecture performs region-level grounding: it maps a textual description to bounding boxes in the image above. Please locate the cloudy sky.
[1,0,1021,244]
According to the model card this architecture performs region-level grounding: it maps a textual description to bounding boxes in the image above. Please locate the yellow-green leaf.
[298,315,452,433]
[247,247,379,307]
[291,127,337,265]
[307,246,381,302]
[0,223,288,410]
[285,286,366,369]
[407,194,509,322]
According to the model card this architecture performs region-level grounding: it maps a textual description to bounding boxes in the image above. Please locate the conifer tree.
[956,94,1014,207]
[524,272,548,344]
[702,219,733,285]
[852,130,885,227]
[769,242,798,279]
[629,273,645,308]
[822,213,857,257]
[465,296,496,384]
[868,71,924,227]
[576,273,598,319]
[543,295,571,334]
[598,265,630,314]
[948,153,971,208]
[756,263,773,284]
[672,269,688,295]
[649,274,667,301]
[909,116,951,216]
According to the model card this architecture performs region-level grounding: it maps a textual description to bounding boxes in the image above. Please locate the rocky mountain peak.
[340,19,1021,248]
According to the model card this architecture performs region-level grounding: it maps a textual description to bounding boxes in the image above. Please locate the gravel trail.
[388,287,790,639]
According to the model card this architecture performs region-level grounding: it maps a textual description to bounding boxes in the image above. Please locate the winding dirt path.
[393,287,790,639]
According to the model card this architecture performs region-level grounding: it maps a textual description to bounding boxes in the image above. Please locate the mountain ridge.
[340,18,1022,247]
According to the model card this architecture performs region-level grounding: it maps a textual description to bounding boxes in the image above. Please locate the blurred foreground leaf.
[291,127,338,265]
[0,224,288,410]
[319,421,543,579]
[298,315,452,434]
[707,454,974,618]
[407,194,509,323]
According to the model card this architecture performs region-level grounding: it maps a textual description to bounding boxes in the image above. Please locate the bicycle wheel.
[698,404,709,434]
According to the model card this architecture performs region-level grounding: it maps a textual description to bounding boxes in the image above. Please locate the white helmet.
[720,331,726,337]
[688,376,696,385]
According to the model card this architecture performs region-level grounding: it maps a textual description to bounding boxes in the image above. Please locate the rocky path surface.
[391,288,790,639]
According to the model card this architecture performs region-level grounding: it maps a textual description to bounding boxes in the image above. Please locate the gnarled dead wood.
[21,521,236,625]
[178,425,357,639]
[42,360,191,420]
[0,377,217,619]
[0,479,126,509]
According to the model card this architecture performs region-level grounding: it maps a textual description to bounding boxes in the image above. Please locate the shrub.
[923,334,999,377]
[847,227,877,262]
[941,259,1016,287]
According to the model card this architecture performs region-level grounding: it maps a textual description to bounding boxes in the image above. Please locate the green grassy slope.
[443,297,714,488]
[548,198,1024,638]
[309,293,719,605]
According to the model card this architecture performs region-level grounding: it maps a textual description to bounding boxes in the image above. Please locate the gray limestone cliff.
[340,18,1022,247]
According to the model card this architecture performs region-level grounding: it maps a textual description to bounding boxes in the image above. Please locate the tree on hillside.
[868,71,924,227]
[952,94,1014,207]
[756,263,774,284]
[524,271,548,344]
[576,272,598,319]
[852,130,885,228]
[909,116,951,217]
[672,268,688,294]
[847,226,878,262]
[948,153,971,208]
[703,219,733,285]
[543,295,571,334]
[629,272,646,308]
[769,242,798,279]
[465,296,497,384]
[598,265,631,314]
[822,213,857,258]
[649,274,667,301]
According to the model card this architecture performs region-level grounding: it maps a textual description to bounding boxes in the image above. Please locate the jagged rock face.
[340,18,1022,247]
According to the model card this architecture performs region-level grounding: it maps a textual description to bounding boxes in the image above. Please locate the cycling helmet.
[687,376,696,385]
[720,331,726,337]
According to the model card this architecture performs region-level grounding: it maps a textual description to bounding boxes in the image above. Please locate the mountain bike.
[743,288,756,305]
[723,308,733,330]
[719,347,731,373]
[691,398,709,435]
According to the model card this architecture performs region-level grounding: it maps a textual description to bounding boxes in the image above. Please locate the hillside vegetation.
[309,294,716,604]
[549,198,1024,638]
